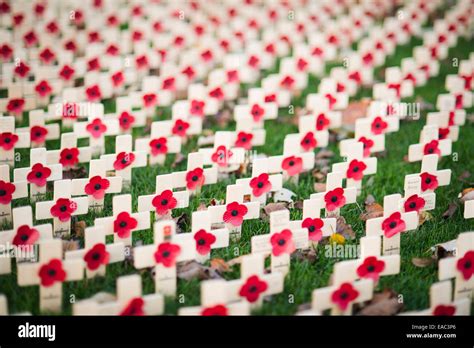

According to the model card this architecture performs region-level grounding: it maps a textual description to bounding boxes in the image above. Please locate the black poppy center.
[427,148,434,154]
[94,125,100,131]
[94,184,102,190]
[161,199,168,206]
[198,239,206,246]
[162,251,170,258]
[465,261,472,269]
[92,253,101,261]
[389,221,397,229]
[177,126,183,131]
[60,205,67,212]
[375,123,381,128]
[155,143,162,149]
[21,234,29,241]
[231,210,238,217]
[257,182,264,188]
[353,166,359,172]
[119,221,127,228]
[425,178,432,184]
[308,226,315,232]
[339,292,348,300]
[367,265,375,272]
[48,269,57,277]
[409,202,416,209]
[288,160,295,166]
[241,137,247,142]
[0,190,5,196]
[121,158,128,164]
[66,154,73,160]
[192,175,199,182]
[249,285,258,293]
[4,138,11,143]
[35,131,42,137]
[278,239,286,246]
[331,196,338,203]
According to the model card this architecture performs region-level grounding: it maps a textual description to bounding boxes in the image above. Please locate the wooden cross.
[73,115,120,155]
[110,96,147,134]
[198,132,247,173]
[445,75,473,109]
[408,125,452,162]
[100,134,147,186]
[0,294,31,315]
[71,158,123,211]
[234,88,278,128]
[317,78,349,110]
[73,274,164,316]
[207,183,260,241]
[171,152,218,194]
[465,200,474,219]
[95,194,150,247]
[302,101,342,131]
[0,116,30,167]
[35,179,89,237]
[438,231,474,301]
[355,101,400,137]
[65,225,125,279]
[251,209,309,276]
[366,194,418,255]
[16,110,60,148]
[310,172,357,216]
[400,173,436,214]
[0,164,28,224]
[405,154,451,193]
[46,132,92,171]
[0,206,52,275]
[133,220,196,297]
[17,239,84,313]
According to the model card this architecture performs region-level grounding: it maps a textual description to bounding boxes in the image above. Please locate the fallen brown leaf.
[458,171,471,181]
[171,153,185,168]
[315,149,334,159]
[73,220,86,238]
[359,196,384,222]
[442,202,458,219]
[263,202,289,216]
[335,216,355,240]
[459,188,474,203]
[292,248,318,263]
[177,261,222,281]
[210,258,232,273]
[62,166,88,179]
[62,240,80,252]
[342,100,370,128]
[313,182,326,192]
[418,211,433,226]
[357,289,403,316]
[411,257,435,268]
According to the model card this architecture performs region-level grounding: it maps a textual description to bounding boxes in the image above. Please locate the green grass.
[1,32,473,315]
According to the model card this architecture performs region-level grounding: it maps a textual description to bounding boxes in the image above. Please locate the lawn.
[1,29,473,315]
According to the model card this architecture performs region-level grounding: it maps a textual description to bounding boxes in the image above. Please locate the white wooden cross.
[288,197,336,247]
[235,157,283,206]
[207,183,260,241]
[366,194,419,255]
[233,88,278,129]
[438,231,474,301]
[35,179,89,238]
[234,121,266,150]
[71,158,122,211]
[17,239,84,313]
[408,125,452,162]
[134,120,182,166]
[73,274,164,316]
[0,164,28,224]
[332,141,377,192]
[401,281,470,316]
[46,132,92,171]
[65,225,125,279]
[73,115,120,156]
[445,75,473,109]
[355,101,400,137]
[297,114,330,151]
[405,154,451,193]
[171,152,218,194]
[13,148,62,201]
[16,110,60,148]
[133,220,196,297]
[465,200,474,220]
[100,134,147,186]
[426,111,462,142]
[95,194,150,247]
[0,206,52,275]
[0,116,30,167]
[317,78,349,110]
[251,209,309,276]
[400,173,436,214]
[301,103,342,131]
[374,67,414,100]
[198,132,247,173]
[310,172,357,216]
[112,96,147,134]
[333,236,400,285]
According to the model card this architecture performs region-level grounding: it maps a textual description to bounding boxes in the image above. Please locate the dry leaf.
[342,100,370,127]
[177,261,222,281]
[458,171,471,181]
[62,240,80,252]
[442,202,457,219]
[73,220,86,238]
[313,182,326,192]
[62,166,88,179]
[263,202,289,216]
[359,202,384,221]
[173,213,189,233]
[210,258,231,273]
[418,211,433,226]
[431,239,456,259]
[365,194,376,205]
[357,289,403,316]
[336,216,355,240]
[411,257,435,268]
[171,153,185,168]
[227,256,243,267]
[292,248,318,263]
[293,200,304,210]
[315,149,334,159]
[459,188,474,203]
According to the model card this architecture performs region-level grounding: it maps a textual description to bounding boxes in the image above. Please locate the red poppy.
[324,188,346,211]
[39,48,56,64]
[59,64,75,81]
[281,156,303,176]
[346,159,367,181]
[265,94,276,103]
[84,175,110,199]
[113,152,135,171]
[358,136,374,157]
[87,57,101,71]
[84,243,110,271]
[201,49,213,62]
[404,194,425,213]
[209,87,224,100]
[6,98,25,114]
[382,212,406,238]
[152,190,177,215]
[120,298,144,316]
[270,229,295,256]
[325,93,337,109]
[250,104,265,122]
[30,125,48,144]
[0,132,19,150]
[50,198,77,222]
[201,304,228,316]
[27,163,51,187]
[316,113,330,131]
[211,145,232,167]
[438,127,450,140]
[362,52,374,66]
[38,259,66,287]
[85,85,102,102]
[172,119,190,137]
[106,43,119,56]
[0,180,15,205]
[356,256,386,281]
[111,71,124,87]
[280,75,295,89]
[456,251,474,280]
[23,31,38,46]
[59,148,79,168]
[186,167,205,191]
[239,275,268,303]
[235,131,253,150]
[88,31,101,43]
[135,55,148,69]
[86,118,107,139]
[149,137,168,156]
[107,15,119,27]
[14,62,30,78]
[194,229,216,255]
[223,202,248,226]
[114,212,138,238]
[249,173,272,197]
[181,66,195,79]
[297,58,308,71]
[302,217,324,242]
[423,140,441,156]
[190,100,205,117]
[64,40,77,52]
[404,72,416,84]
[455,94,463,109]
[300,132,317,151]
[348,71,362,84]
[248,55,260,68]
[461,74,472,90]
[0,43,12,61]
[370,116,388,135]
[227,70,239,83]
[162,77,175,91]
[419,172,438,192]
[12,225,39,246]
[118,111,135,131]
[154,242,181,267]
[336,82,345,93]
[331,282,359,311]
[433,305,456,316]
